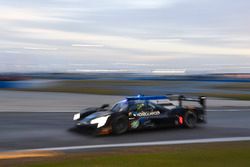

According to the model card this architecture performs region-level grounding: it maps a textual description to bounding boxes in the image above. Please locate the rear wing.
[167,94,207,109]
[126,94,206,110]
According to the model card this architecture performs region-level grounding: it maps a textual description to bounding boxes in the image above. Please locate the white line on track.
[7,136,250,153]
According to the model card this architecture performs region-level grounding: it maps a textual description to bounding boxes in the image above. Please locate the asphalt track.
[0,90,250,152]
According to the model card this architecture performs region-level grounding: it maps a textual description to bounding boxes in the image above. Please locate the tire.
[112,115,129,135]
[184,111,197,128]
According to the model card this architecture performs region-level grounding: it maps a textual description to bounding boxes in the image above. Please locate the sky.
[0,0,250,73]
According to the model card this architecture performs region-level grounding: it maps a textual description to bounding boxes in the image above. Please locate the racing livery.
[73,95,207,135]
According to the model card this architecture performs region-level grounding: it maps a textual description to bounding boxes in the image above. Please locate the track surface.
[1,110,250,152]
[0,91,250,152]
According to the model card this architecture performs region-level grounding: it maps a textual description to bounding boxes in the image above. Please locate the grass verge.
[2,80,250,100]
[4,80,182,96]
[212,83,250,91]
[1,142,250,167]
[197,93,250,100]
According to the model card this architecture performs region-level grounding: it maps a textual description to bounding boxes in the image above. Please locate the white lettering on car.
[136,111,160,117]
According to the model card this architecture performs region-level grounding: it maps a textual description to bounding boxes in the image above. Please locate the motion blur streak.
[0,151,62,160]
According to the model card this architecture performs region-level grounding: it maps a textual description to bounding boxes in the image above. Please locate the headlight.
[73,113,80,120]
[90,115,110,128]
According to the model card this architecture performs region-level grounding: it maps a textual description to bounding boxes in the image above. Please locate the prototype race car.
[73,95,207,135]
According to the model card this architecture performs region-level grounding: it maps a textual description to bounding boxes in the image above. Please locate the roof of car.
[126,95,168,101]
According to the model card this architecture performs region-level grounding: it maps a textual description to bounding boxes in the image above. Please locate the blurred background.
[1,1,250,166]
[0,0,250,100]
[1,72,250,100]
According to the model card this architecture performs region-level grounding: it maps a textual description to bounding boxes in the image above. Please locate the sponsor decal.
[136,111,160,117]
[136,103,145,111]
[131,120,140,129]
[128,112,133,117]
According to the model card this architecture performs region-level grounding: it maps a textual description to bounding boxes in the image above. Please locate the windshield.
[111,101,128,112]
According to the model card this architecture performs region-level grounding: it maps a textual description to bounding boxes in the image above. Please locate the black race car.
[73,95,206,135]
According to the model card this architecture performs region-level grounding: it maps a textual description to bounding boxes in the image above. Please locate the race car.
[73,95,207,135]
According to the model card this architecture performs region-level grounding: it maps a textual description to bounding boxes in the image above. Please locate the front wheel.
[184,111,197,128]
[112,115,129,135]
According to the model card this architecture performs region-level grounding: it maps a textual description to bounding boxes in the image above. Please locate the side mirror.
[100,104,109,109]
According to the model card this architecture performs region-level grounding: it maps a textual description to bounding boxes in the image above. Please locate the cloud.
[114,0,181,9]
[23,47,58,51]
[50,0,182,11]
[11,27,250,56]
[0,5,81,23]
[0,6,51,21]
[0,0,250,72]
[72,44,104,47]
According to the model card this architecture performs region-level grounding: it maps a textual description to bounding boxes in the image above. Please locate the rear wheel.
[184,111,197,128]
[112,115,129,135]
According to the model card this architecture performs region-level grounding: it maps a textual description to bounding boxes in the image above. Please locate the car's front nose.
[73,113,81,121]
[75,118,112,135]
[76,121,98,130]
[74,112,113,135]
